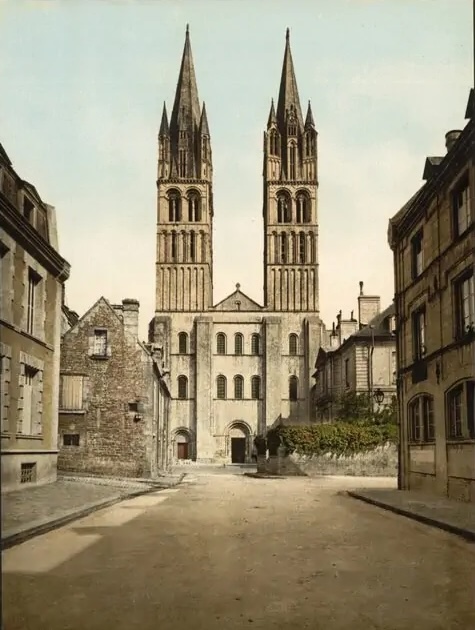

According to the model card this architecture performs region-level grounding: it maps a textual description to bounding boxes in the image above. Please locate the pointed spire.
[159,102,169,135]
[199,102,210,135]
[276,28,303,131]
[305,100,315,128]
[170,25,201,136]
[267,99,277,127]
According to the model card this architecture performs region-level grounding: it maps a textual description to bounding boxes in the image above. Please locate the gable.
[213,284,262,311]
[63,296,124,338]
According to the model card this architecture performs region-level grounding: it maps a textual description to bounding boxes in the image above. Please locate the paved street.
[2,473,475,630]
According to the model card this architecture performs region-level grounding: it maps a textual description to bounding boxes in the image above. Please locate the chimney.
[445,130,462,152]
[122,299,140,340]
[357,282,380,328]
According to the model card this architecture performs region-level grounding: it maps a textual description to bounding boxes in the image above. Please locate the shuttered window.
[60,375,84,411]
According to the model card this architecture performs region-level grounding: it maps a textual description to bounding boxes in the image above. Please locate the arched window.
[171,232,178,261]
[289,376,299,401]
[251,334,260,355]
[234,333,243,355]
[296,193,310,223]
[299,232,306,263]
[190,231,196,262]
[177,375,188,399]
[216,375,227,399]
[251,376,261,400]
[446,380,475,440]
[408,394,435,442]
[188,192,201,222]
[289,333,298,355]
[288,143,296,180]
[216,333,226,355]
[178,332,188,354]
[234,375,244,400]
[168,190,181,222]
[280,233,287,264]
[277,193,291,223]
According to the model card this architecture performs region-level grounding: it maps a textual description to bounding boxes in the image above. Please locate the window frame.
[216,375,227,400]
[408,394,435,443]
[93,329,108,357]
[411,306,426,361]
[289,375,299,401]
[446,380,475,441]
[251,375,261,400]
[177,375,188,400]
[452,173,471,238]
[251,334,260,355]
[234,333,243,356]
[453,269,475,340]
[178,332,188,355]
[288,334,298,356]
[216,333,226,355]
[234,375,244,400]
[410,229,424,280]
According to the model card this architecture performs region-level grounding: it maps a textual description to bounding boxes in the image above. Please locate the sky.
[0,0,473,340]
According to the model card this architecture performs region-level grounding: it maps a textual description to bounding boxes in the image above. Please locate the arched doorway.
[175,430,190,460]
[227,422,252,464]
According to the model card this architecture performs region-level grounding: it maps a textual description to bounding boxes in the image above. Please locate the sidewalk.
[348,488,475,542]
[1,473,184,550]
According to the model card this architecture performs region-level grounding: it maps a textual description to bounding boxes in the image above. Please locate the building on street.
[0,143,71,491]
[388,89,475,502]
[313,282,397,421]
[58,297,171,478]
[148,27,327,464]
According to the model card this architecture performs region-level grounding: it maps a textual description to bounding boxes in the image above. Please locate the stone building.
[0,142,70,491]
[149,27,326,464]
[313,282,397,421]
[58,297,171,477]
[388,89,474,502]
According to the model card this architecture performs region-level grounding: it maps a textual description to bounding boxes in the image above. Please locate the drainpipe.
[368,326,375,416]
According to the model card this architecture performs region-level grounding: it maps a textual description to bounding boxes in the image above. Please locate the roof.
[170,25,201,138]
[213,284,262,311]
[276,28,304,132]
[422,156,443,180]
[352,302,395,340]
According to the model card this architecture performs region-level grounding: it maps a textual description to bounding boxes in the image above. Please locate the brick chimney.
[445,130,462,152]
[358,281,380,329]
[122,299,140,340]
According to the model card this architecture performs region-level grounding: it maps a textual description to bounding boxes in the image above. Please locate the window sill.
[89,354,109,360]
[446,439,475,446]
[59,409,86,415]
[16,433,43,440]
[408,441,435,447]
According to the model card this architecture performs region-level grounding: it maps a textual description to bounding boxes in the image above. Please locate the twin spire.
[159,24,209,142]
[270,28,315,132]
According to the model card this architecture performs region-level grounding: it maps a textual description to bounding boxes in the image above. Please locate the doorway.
[231,437,246,463]
[176,431,191,460]
[177,442,189,460]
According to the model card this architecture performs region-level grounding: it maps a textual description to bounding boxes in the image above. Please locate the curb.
[347,491,475,543]
[244,472,287,480]
[1,482,181,551]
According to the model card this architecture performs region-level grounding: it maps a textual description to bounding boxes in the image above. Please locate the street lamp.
[374,388,384,405]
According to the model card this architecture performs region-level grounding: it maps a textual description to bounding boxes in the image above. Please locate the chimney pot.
[359,281,364,296]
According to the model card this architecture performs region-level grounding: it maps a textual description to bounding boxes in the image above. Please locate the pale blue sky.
[1,0,473,339]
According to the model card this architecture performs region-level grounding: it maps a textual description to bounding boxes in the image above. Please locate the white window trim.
[22,251,47,342]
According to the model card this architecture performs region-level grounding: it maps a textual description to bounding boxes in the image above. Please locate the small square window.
[21,462,36,483]
[63,434,80,446]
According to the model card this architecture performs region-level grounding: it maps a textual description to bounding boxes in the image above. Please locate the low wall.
[267,444,398,477]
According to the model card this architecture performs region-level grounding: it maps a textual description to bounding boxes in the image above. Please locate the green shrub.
[268,421,398,457]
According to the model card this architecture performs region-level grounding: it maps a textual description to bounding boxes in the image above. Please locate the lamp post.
[368,325,375,415]
[373,388,385,406]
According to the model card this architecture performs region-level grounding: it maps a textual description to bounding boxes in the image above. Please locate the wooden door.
[231,437,246,463]
[177,442,188,460]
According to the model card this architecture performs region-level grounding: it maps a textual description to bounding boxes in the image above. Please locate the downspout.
[395,242,405,490]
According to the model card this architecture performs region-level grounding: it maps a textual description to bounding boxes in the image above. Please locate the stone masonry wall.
[275,443,398,477]
[58,300,154,478]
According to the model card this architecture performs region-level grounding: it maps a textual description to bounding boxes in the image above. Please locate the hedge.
[268,422,398,457]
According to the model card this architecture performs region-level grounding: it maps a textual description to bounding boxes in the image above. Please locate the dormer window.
[23,197,34,224]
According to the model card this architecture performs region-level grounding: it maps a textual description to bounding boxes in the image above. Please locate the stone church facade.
[149,27,325,463]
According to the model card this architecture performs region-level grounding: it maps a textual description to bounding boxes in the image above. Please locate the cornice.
[0,197,70,281]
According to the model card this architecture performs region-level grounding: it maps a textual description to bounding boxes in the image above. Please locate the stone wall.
[266,443,398,477]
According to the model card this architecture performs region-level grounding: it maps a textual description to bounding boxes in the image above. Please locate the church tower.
[155,25,213,313]
[263,29,319,312]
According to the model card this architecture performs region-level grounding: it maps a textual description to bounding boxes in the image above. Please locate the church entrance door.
[231,437,246,463]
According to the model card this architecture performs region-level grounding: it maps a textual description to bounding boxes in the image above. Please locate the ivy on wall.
[268,422,398,457]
